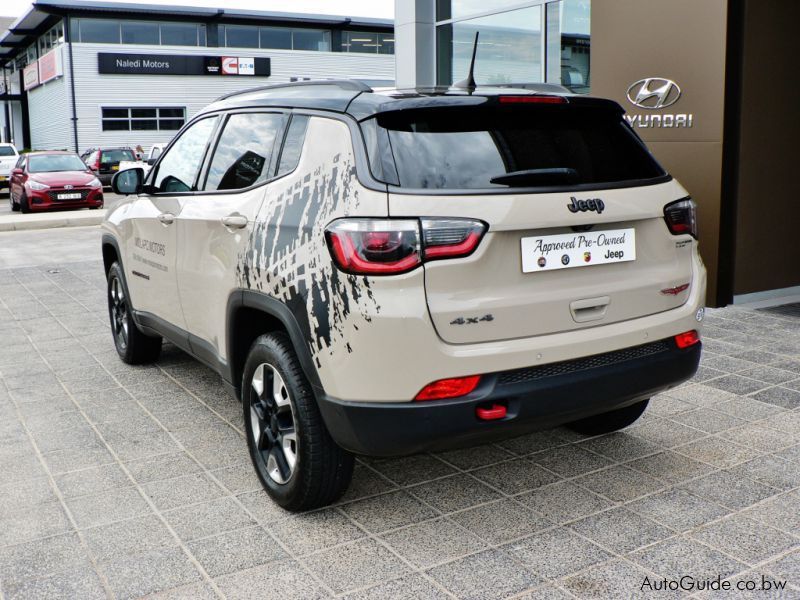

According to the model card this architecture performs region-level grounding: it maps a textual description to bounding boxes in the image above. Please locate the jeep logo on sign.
[626,78,682,110]
[568,197,605,214]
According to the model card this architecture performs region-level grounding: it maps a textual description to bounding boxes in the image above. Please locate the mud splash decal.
[236,153,380,365]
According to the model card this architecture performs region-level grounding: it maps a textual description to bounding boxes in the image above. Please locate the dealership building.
[396,0,798,307]
[0,0,394,152]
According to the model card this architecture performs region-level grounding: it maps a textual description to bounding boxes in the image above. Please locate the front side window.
[204,113,284,191]
[0,146,17,157]
[152,117,218,193]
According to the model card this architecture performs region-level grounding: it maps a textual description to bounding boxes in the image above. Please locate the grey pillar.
[394,0,436,88]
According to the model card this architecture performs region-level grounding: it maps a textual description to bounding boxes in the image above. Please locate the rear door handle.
[221,213,248,230]
[157,212,175,225]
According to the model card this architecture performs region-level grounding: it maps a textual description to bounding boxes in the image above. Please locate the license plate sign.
[521,228,636,273]
[57,193,82,200]
[0,176,6,181]
[112,165,119,171]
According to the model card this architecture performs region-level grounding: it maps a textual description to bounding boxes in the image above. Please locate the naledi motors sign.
[98,53,270,77]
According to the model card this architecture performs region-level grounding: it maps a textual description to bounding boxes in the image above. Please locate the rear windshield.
[0,146,16,157]
[366,105,666,190]
[101,149,135,163]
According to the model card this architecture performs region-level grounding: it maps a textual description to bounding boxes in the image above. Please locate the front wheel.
[19,192,30,214]
[243,333,354,511]
[566,399,649,436]
[106,262,162,364]
[10,192,19,212]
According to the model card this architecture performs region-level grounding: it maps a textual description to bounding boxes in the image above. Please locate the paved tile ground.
[1,257,799,599]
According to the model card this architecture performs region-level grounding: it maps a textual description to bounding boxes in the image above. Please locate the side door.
[122,115,220,333]
[174,110,294,365]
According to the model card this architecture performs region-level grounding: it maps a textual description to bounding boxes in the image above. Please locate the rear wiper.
[490,168,578,186]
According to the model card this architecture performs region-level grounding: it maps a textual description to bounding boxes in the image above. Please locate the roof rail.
[215,79,373,102]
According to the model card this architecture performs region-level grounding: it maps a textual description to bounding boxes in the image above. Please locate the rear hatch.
[99,149,135,175]
[364,96,696,344]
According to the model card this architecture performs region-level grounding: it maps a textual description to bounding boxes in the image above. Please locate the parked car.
[102,81,705,510]
[10,151,103,213]
[118,144,165,176]
[0,143,20,191]
[81,147,136,187]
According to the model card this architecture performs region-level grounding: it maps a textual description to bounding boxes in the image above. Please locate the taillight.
[422,219,485,260]
[326,219,420,275]
[674,330,701,349]
[415,375,481,401]
[664,198,697,238]
[326,218,486,275]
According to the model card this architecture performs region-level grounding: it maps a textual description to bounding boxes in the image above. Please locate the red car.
[9,151,104,213]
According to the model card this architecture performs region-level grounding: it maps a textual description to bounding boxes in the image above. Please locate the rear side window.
[276,115,309,177]
[204,112,284,191]
[367,105,666,190]
[101,149,135,163]
[0,146,16,157]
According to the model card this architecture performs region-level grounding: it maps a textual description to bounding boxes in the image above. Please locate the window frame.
[100,106,187,132]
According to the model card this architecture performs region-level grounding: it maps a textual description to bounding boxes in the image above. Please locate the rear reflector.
[415,375,481,401]
[476,403,507,421]
[499,95,567,104]
[674,330,700,349]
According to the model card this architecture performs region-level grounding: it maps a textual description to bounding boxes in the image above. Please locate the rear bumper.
[318,339,701,456]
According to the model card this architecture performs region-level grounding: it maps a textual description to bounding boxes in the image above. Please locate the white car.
[0,143,20,190]
[118,144,165,176]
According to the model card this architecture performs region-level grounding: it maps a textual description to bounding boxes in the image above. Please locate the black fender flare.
[227,289,323,396]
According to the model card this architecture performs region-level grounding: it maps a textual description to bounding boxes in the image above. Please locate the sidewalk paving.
[0,258,799,599]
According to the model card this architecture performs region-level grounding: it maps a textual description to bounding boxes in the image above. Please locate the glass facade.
[70,19,206,47]
[222,25,342,52]
[101,107,186,131]
[341,31,395,54]
[435,0,590,92]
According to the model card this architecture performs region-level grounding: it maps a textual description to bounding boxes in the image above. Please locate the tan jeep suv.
[102,81,706,510]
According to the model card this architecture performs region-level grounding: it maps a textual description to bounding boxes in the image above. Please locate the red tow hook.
[476,403,507,421]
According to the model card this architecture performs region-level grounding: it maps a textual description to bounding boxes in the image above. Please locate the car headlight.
[28,180,50,191]
[88,177,102,188]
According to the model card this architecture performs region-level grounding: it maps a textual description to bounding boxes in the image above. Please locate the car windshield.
[0,146,16,157]
[28,155,89,173]
[101,149,135,163]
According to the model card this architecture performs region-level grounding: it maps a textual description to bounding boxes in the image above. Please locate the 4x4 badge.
[450,314,494,326]
[568,197,605,214]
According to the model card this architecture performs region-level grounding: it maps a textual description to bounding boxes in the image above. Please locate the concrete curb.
[0,209,107,232]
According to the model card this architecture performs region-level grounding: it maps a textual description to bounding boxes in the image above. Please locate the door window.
[203,112,284,191]
[152,116,219,193]
[276,115,310,177]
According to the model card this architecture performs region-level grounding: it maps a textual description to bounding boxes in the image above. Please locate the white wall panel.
[67,43,394,154]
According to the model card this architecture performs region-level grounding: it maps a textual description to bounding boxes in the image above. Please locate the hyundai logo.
[626,78,682,110]
[64,184,74,189]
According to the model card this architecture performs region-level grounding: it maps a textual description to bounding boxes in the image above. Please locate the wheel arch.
[227,290,323,401]
[101,233,122,276]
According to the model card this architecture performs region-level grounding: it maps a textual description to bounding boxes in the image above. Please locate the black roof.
[200,80,623,120]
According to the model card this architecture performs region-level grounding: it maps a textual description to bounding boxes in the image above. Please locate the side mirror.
[147,157,158,166]
[111,167,144,195]
[12,168,23,175]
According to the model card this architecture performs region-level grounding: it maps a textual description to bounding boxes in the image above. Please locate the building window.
[71,19,205,46]
[78,19,121,44]
[38,21,65,56]
[224,25,260,49]
[121,22,159,45]
[435,0,590,93]
[101,107,186,131]
[341,31,394,54]
[260,27,292,49]
[223,25,333,52]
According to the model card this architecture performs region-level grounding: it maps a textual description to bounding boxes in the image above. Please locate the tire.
[19,192,30,214]
[567,399,649,436]
[243,332,354,511]
[106,262,162,364]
